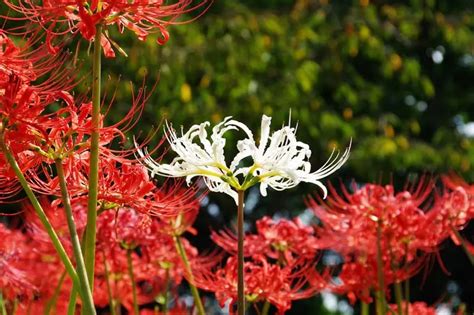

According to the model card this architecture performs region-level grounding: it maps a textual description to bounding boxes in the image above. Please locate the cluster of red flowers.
[5,0,211,56]
[0,23,211,313]
[307,178,473,312]
[193,217,325,314]
[0,190,212,313]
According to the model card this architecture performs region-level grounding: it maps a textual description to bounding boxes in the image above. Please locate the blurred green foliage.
[96,0,474,184]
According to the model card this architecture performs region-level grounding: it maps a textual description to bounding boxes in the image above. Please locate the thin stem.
[404,279,410,315]
[0,135,81,292]
[174,236,206,315]
[103,252,117,315]
[55,160,96,314]
[394,282,403,315]
[0,293,7,315]
[84,23,103,289]
[126,249,139,315]
[44,271,66,315]
[67,286,78,315]
[375,221,387,315]
[403,243,410,315]
[361,301,369,315]
[162,268,170,315]
[12,300,17,315]
[261,301,270,315]
[451,227,474,265]
[237,190,245,315]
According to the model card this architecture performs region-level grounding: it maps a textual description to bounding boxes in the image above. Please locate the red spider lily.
[0,224,36,302]
[193,254,321,314]
[5,0,211,57]
[153,190,201,236]
[440,174,474,226]
[18,89,195,217]
[28,153,200,217]
[96,207,157,249]
[309,181,437,261]
[442,173,474,194]
[21,197,87,246]
[308,181,437,302]
[94,245,167,311]
[328,258,425,305]
[387,301,436,315]
[426,186,471,247]
[211,216,319,265]
[0,32,75,201]
[94,207,211,312]
[0,221,73,314]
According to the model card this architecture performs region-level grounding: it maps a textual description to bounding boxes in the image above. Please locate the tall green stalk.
[44,271,66,315]
[394,282,403,315]
[237,190,245,315]
[0,293,7,315]
[404,279,410,315]
[126,249,139,315]
[103,252,117,315]
[375,221,387,315]
[174,236,206,315]
[55,159,96,314]
[162,268,170,315]
[261,301,270,315]
[67,286,78,315]
[84,23,103,290]
[361,301,369,315]
[0,134,81,293]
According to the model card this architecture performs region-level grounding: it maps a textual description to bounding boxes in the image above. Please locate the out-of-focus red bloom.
[94,207,210,312]
[330,259,424,305]
[212,216,319,265]
[5,0,211,57]
[387,301,436,315]
[426,186,471,246]
[310,181,436,259]
[0,220,72,314]
[432,175,474,245]
[0,224,35,302]
[193,254,321,314]
[153,188,201,236]
[308,181,435,301]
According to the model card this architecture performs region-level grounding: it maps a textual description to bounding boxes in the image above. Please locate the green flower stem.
[162,268,170,315]
[375,221,387,315]
[103,252,117,315]
[237,190,245,315]
[404,279,410,315]
[174,236,206,315]
[84,23,103,290]
[44,271,66,315]
[361,300,369,315]
[451,227,474,265]
[126,249,139,315]
[55,159,96,315]
[0,293,7,315]
[67,285,78,315]
[0,135,82,293]
[394,282,403,315]
[261,301,270,315]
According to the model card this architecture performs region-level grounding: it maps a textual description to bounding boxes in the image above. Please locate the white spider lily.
[137,115,351,204]
[232,115,351,198]
[136,117,249,204]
